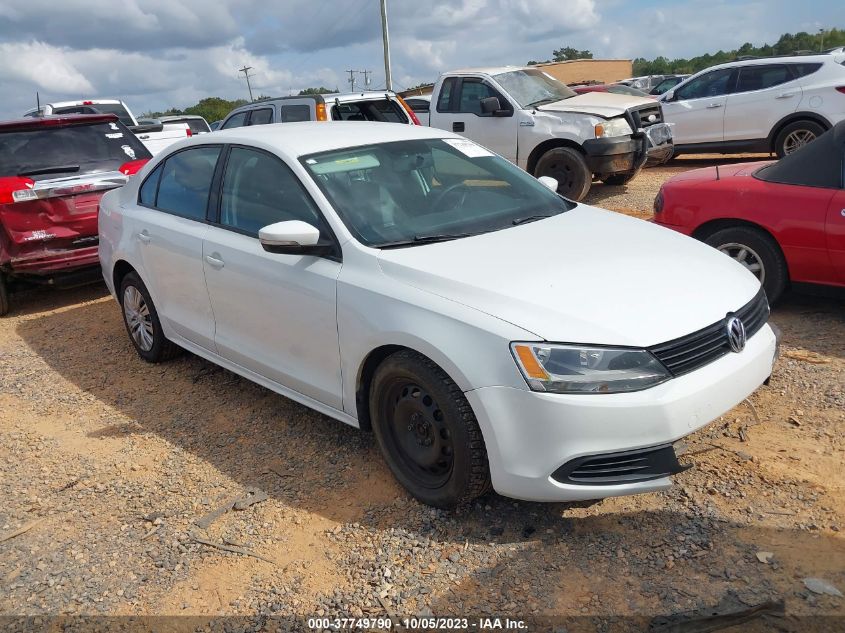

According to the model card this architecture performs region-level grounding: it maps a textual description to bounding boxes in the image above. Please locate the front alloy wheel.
[123,285,154,352]
[119,272,181,363]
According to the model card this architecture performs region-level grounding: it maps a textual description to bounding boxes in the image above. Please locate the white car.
[98,122,777,507]
[660,52,845,156]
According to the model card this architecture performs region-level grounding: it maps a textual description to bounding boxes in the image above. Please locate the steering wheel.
[430,181,471,211]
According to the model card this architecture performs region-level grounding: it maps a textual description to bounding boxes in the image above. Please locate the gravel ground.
[1,156,843,632]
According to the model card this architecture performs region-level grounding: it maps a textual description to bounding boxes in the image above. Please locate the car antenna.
[715,164,720,180]
[36,91,41,116]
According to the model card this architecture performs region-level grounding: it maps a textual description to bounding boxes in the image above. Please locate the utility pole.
[361,69,372,89]
[347,69,357,92]
[239,65,255,101]
[379,0,393,90]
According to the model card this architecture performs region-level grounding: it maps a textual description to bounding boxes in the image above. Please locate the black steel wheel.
[534,147,592,201]
[370,350,491,508]
[0,272,9,317]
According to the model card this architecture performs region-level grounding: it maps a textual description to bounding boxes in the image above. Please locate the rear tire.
[774,120,825,158]
[0,272,9,317]
[703,226,788,304]
[119,272,181,363]
[369,350,491,508]
[534,147,591,201]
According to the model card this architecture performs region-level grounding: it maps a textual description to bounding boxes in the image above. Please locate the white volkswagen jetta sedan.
[99,122,777,508]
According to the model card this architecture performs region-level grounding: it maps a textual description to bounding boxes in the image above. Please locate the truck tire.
[534,147,591,201]
[774,120,825,157]
[0,272,9,317]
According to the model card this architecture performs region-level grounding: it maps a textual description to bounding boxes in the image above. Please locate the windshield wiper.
[18,165,80,177]
[512,214,554,226]
[378,233,472,249]
[525,97,560,108]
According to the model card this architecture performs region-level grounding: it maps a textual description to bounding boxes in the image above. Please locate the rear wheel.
[703,226,788,304]
[369,350,491,508]
[774,120,825,158]
[534,147,591,201]
[0,272,9,317]
[119,272,181,363]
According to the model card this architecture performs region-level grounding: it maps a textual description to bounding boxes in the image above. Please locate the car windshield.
[301,138,573,248]
[0,121,152,180]
[492,69,576,107]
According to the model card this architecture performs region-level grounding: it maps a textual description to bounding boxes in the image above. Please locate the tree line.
[528,28,844,76]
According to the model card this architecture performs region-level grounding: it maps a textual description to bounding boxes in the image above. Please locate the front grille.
[552,444,688,485]
[649,289,769,377]
[629,104,664,129]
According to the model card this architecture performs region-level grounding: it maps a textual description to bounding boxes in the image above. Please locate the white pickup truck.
[425,67,673,200]
[23,100,191,155]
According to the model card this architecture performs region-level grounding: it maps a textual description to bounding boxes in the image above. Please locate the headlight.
[595,117,633,139]
[511,342,670,394]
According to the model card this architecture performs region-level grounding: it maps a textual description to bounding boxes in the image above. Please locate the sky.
[0,0,840,119]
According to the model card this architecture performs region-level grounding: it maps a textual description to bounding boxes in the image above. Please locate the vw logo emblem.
[726,316,747,353]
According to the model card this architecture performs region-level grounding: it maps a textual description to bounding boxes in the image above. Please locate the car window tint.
[406,99,430,113]
[220,147,321,235]
[138,163,162,206]
[675,68,734,100]
[736,65,791,92]
[222,112,248,129]
[790,63,823,78]
[458,79,497,114]
[249,108,273,125]
[280,105,311,122]
[155,146,221,221]
[437,78,457,111]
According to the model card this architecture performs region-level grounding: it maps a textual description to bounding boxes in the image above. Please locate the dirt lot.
[1,155,843,632]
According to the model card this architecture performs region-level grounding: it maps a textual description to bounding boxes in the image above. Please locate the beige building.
[533,59,633,85]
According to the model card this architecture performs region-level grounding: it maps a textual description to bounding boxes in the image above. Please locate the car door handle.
[137,231,151,244]
[205,254,224,269]
[452,122,465,132]
[706,103,723,109]
[775,92,797,99]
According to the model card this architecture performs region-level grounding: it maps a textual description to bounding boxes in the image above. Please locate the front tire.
[0,272,9,317]
[534,147,591,201]
[703,226,788,304]
[119,272,181,363]
[774,120,825,158]
[369,350,491,508]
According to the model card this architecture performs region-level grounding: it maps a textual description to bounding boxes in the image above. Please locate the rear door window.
[154,146,221,221]
[789,63,823,79]
[280,105,311,122]
[735,65,792,93]
[0,121,152,180]
[248,108,273,126]
[221,112,248,129]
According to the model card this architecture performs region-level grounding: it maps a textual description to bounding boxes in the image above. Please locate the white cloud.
[0,41,94,93]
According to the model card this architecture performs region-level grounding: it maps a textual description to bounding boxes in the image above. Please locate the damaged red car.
[0,114,150,315]
[654,120,845,303]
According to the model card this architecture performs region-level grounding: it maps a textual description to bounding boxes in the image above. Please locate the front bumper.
[644,123,674,165]
[465,323,777,502]
[582,135,647,175]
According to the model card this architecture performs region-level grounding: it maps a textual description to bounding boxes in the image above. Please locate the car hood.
[537,92,654,118]
[377,205,761,347]
[666,161,773,185]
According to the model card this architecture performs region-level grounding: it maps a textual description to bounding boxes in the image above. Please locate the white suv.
[660,52,845,156]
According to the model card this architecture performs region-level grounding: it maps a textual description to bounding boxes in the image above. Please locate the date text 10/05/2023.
[306,616,528,630]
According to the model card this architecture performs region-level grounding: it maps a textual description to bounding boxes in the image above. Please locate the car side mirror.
[537,176,559,192]
[480,96,510,117]
[259,220,332,256]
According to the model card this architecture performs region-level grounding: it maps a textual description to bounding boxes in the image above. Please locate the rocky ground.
[0,155,843,632]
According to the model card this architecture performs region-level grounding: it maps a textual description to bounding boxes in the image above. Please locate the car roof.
[0,113,119,132]
[159,115,206,121]
[442,65,529,76]
[700,53,840,72]
[198,121,458,157]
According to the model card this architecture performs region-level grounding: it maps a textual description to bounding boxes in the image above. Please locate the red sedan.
[654,120,845,303]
